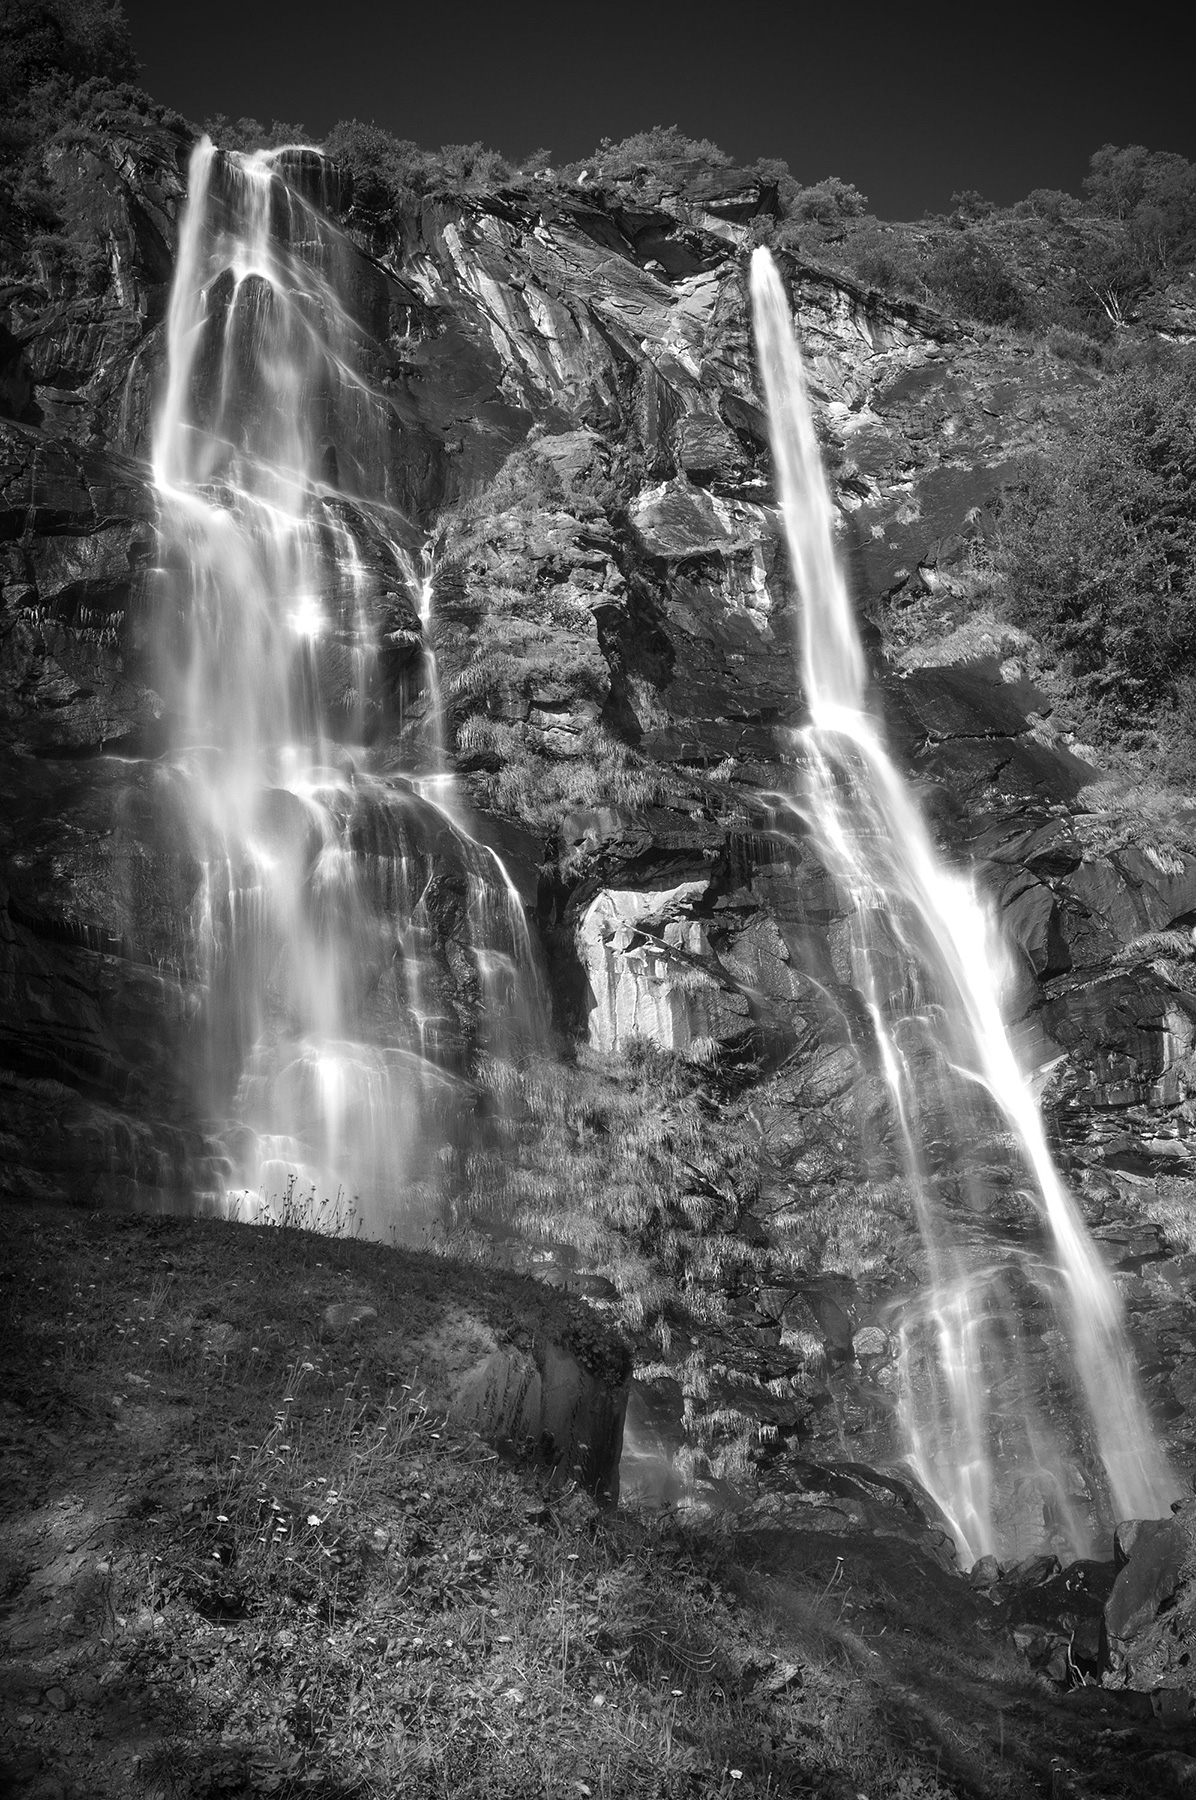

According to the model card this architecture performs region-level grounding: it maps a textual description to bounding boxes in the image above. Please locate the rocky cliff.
[5,127,1196,1544]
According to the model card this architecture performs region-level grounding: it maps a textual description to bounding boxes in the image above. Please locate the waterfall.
[749,247,1178,1561]
[151,139,545,1239]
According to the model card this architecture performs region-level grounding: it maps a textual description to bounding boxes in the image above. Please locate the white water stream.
[152,139,544,1237]
[750,248,1178,1559]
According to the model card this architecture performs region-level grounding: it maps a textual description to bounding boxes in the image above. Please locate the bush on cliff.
[997,358,1196,753]
[1,0,185,282]
[582,124,732,183]
[0,0,136,113]
[320,119,513,233]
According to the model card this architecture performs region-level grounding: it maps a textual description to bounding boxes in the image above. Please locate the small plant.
[996,360,1196,746]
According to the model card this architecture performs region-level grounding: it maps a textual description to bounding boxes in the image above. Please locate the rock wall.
[6,131,1196,1523]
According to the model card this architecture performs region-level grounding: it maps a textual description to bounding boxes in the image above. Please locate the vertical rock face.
[7,132,1196,1523]
[1103,1502,1196,1694]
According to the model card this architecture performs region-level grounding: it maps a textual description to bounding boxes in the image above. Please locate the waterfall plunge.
[152,139,544,1238]
[750,248,1178,1561]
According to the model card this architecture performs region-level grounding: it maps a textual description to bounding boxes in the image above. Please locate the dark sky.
[122,1,1194,220]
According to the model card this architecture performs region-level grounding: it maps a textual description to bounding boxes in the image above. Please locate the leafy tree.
[788,175,868,227]
[322,121,513,234]
[751,155,801,207]
[434,140,512,187]
[1071,145,1196,325]
[1014,187,1082,223]
[0,0,137,113]
[949,188,995,222]
[201,115,314,152]
[998,360,1196,726]
[588,125,732,182]
[0,1,183,288]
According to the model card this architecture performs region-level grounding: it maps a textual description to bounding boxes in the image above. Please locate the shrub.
[584,125,732,184]
[1014,187,1082,223]
[949,188,995,222]
[787,175,868,227]
[321,121,512,234]
[201,114,314,152]
[921,228,1027,327]
[1044,323,1104,365]
[997,360,1196,729]
[773,176,871,255]
[831,218,930,298]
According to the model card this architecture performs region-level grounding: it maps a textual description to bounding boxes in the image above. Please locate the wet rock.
[968,1553,1001,1588]
[1103,1501,1196,1692]
[896,665,1032,742]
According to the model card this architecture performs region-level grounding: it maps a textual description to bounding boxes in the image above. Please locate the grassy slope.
[2,1204,1192,1800]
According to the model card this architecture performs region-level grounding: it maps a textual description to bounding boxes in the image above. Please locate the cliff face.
[5,134,1196,1517]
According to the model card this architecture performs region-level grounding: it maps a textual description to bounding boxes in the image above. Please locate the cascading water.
[151,138,545,1238]
[750,247,1179,1561]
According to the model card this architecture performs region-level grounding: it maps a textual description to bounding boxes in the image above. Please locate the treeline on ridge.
[5,0,1196,351]
[5,0,1196,775]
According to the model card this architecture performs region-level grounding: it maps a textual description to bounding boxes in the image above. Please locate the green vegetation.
[460,1044,921,1340]
[8,1,1196,356]
[995,360,1196,765]
[0,0,186,286]
[454,720,685,832]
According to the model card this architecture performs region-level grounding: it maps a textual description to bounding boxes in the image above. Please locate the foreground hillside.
[4,1201,1195,1800]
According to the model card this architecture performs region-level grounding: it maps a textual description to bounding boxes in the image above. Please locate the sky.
[122,1,1195,220]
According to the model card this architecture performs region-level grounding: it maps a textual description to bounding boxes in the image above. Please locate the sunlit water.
[152,139,545,1239]
[750,247,1178,1559]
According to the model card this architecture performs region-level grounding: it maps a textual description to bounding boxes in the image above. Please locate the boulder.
[404,1302,630,1501]
[1103,1501,1196,1692]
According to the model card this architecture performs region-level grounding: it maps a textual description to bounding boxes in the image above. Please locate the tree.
[1084,144,1196,279]
[589,126,732,181]
[0,0,137,114]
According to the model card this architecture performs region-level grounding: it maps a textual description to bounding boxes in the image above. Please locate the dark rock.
[1103,1502,1196,1692]
[1003,1552,1062,1589]
[896,665,1032,742]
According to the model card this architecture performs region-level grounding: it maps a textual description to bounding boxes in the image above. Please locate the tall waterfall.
[151,139,544,1238]
[750,248,1178,1561]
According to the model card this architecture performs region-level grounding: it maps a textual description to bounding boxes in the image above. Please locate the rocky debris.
[985,1555,1116,1683]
